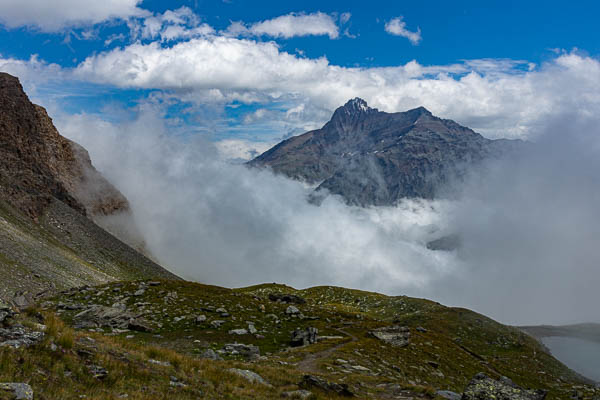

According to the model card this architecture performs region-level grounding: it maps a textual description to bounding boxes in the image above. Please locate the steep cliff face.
[0,72,130,221]
[0,72,178,302]
[250,98,522,206]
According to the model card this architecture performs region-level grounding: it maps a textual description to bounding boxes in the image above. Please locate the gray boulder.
[228,368,270,386]
[300,375,353,397]
[73,305,152,332]
[291,327,318,347]
[437,390,461,400]
[0,326,44,349]
[462,373,547,400]
[268,293,306,304]
[0,383,34,400]
[0,302,15,326]
[199,348,222,361]
[286,306,300,315]
[223,343,260,360]
[369,325,410,347]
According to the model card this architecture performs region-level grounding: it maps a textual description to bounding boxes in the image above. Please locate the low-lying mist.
[59,107,600,326]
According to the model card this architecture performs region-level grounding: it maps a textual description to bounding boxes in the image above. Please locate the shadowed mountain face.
[0,72,129,221]
[250,98,520,206]
[0,73,178,302]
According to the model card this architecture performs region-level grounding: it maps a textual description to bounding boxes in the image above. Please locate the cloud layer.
[0,0,146,31]
[55,101,600,327]
[71,37,600,139]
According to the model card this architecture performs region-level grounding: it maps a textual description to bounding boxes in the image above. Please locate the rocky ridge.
[0,72,178,303]
[0,72,129,222]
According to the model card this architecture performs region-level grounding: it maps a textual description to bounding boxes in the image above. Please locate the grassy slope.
[4,280,594,399]
[0,197,178,302]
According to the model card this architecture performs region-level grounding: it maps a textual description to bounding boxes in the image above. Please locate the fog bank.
[59,108,600,326]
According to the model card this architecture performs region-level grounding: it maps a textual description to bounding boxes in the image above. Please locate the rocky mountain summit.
[0,72,178,303]
[250,98,521,206]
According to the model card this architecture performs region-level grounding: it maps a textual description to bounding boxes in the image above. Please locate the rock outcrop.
[462,373,547,400]
[0,72,129,221]
[290,327,318,347]
[370,325,410,347]
[249,98,522,206]
[0,73,179,302]
[0,383,34,400]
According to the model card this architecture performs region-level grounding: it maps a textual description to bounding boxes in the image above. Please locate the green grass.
[0,281,592,399]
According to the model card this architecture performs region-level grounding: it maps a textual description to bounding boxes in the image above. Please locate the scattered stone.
[12,295,29,309]
[88,365,108,380]
[169,376,187,388]
[211,320,225,328]
[148,359,171,367]
[300,375,353,397]
[134,289,145,296]
[223,343,260,360]
[369,325,410,347]
[199,348,222,361]
[128,319,153,333]
[336,359,348,364]
[416,326,428,333]
[77,348,95,358]
[350,365,370,372]
[73,305,153,333]
[196,315,207,323]
[0,325,45,348]
[462,373,547,400]
[291,327,318,347]
[0,383,34,400]
[229,329,248,335]
[282,389,314,399]
[286,306,300,315]
[0,302,15,325]
[215,308,227,314]
[248,323,257,334]
[228,368,270,386]
[436,390,461,400]
[268,293,306,304]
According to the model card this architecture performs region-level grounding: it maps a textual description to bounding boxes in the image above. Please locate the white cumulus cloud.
[385,16,421,45]
[129,6,214,42]
[225,12,341,39]
[0,0,147,31]
[71,36,600,139]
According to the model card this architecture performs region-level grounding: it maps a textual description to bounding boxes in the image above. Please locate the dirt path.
[297,327,358,373]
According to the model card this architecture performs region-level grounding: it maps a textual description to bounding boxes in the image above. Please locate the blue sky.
[1,0,599,157]
[2,1,598,67]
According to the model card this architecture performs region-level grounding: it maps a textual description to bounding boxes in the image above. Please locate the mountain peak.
[411,105,432,115]
[340,97,377,114]
[331,98,377,124]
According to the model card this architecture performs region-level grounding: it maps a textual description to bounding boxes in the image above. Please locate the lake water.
[541,336,600,382]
